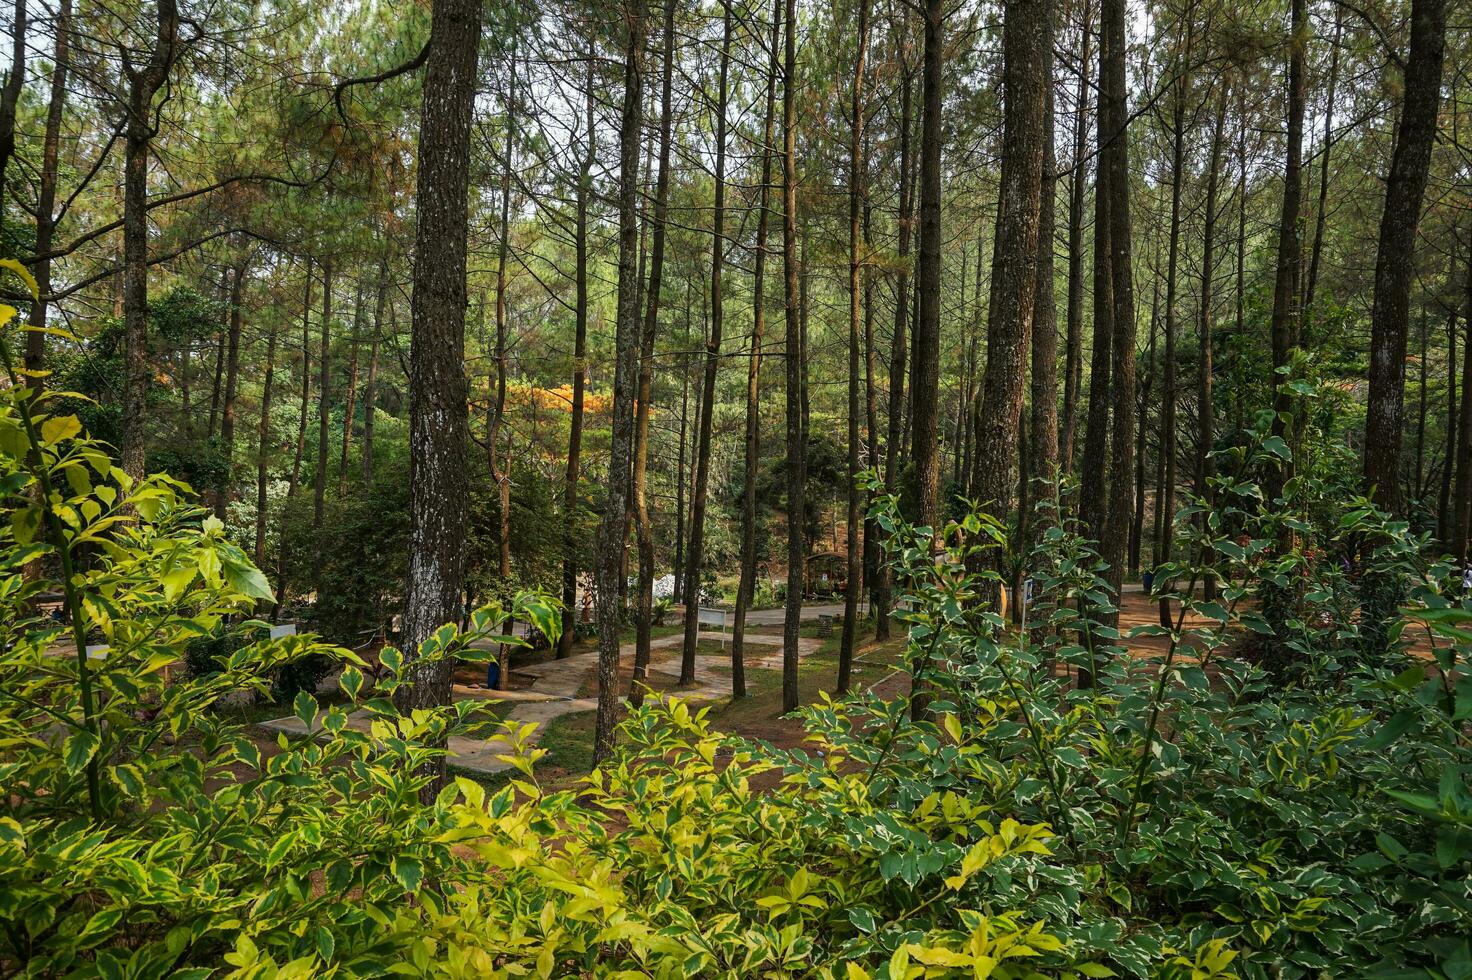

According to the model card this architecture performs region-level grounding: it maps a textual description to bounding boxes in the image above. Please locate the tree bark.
[1198,91,1227,601]
[1363,0,1449,513]
[732,0,782,697]
[274,261,312,619]
[1099,0,1137,616]
[559,56,596,660]
[1079,28,1112,545]
[338,282,363,496]
[217,259,246,520]
[490,48,517,603]
[0,0,25,191]
[24,0,70,384]
[1028,0,1059,546]
[362,263,385,484]
[1456,245,1472,561]
[974,0,1047,531]
[1266,0,1308,502]
[877,46,915,643]
[1059,0,1093,475]
[396,0,481,739]
[679,0,732,687]
[594,0,648,763]
[839,0,871,693]
[1157,19,1192,627]
[780,0,804,714]
[119,0,181,482]
[315,260,333,526]
[1438,302,1457,546]
[255,317,279,568]
[911,0,944,535]
[1303,5,1342,316]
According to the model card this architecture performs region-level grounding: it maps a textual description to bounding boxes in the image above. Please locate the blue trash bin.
[1141,569,1154,593]
[486,662,501,688]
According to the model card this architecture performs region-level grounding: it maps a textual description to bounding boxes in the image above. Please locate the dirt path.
[258,630,824,775]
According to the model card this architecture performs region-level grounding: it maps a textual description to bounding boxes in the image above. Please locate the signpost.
[696,606,729,648]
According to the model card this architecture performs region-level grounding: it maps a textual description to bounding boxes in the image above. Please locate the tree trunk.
[1198,91,1227,601]
[1060,0,1093,475]
[23,0,68,385]
[315,260,333,526]
[1157,22,1191,627]
[594,0,648,764]
[217,260,246,520]
[1100,0,1137,616]
[876,49,915,642]
[1028,0,1059,544]
[1079,35,1112,545]
[780,0,804,714]
[362,264,385,484]
[1266,0,1308,502]
[396,0,481,742]
[732,0,782,697]
[1133,283,1158,576]
[255,317,279,568]
[119,0,180,482]
[338,282,363,496]
[1303,5,1341,316]
[559,57,596,661]
[1438,302,1457,546]
[490,48,517,610]
[0,0,26,191]
[1456,245,1472,561]
[679,1,730,687]
[839,0,871,693]
[1363,0,1449,513]
[974,0,1047,529]
[1413,309,1429,501]
[911,0,944,534]
[274,261,313,619]
[907,0,950,719]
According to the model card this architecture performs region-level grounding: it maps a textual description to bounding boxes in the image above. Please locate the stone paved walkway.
[257,630,823,776]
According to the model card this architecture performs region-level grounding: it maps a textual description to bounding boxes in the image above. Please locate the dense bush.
[1,267,1467,976]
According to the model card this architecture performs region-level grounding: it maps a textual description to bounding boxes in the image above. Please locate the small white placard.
[85,644,109,661]
[269,624,298,639]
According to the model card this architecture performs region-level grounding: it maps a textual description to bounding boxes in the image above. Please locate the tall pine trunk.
[732,0,782,696]
[680,0,732,686]
[1059,0,1092,474]
[839,0,871,693]
[559,57,596,660]
[119,0,180,482]
[594,0,649,763]
[1363,0,1448,512]
[396,0,481,740]
[780,0,804,714]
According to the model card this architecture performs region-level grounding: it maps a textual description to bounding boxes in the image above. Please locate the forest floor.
[253,588,1447,789]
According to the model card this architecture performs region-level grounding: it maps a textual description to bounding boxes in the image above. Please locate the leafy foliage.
[1,265,1468,976]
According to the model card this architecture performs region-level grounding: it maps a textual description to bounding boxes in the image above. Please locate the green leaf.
[294,691,318,729]
[63,729,100,775]
[221,553,274,602]
[1364,710,1416,749]
[392,856,423,894]
[0,259,39,298]
[848,907,876,933]
[1260,435,1291,459]
[39,414,81,446]
[316,925,336,963]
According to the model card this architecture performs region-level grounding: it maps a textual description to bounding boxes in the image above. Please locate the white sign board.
[696,607,728,628]
[85,644,109,661]
[269,624,298,639]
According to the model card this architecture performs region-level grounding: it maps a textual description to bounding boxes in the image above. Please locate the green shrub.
[1,264,1466,977]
